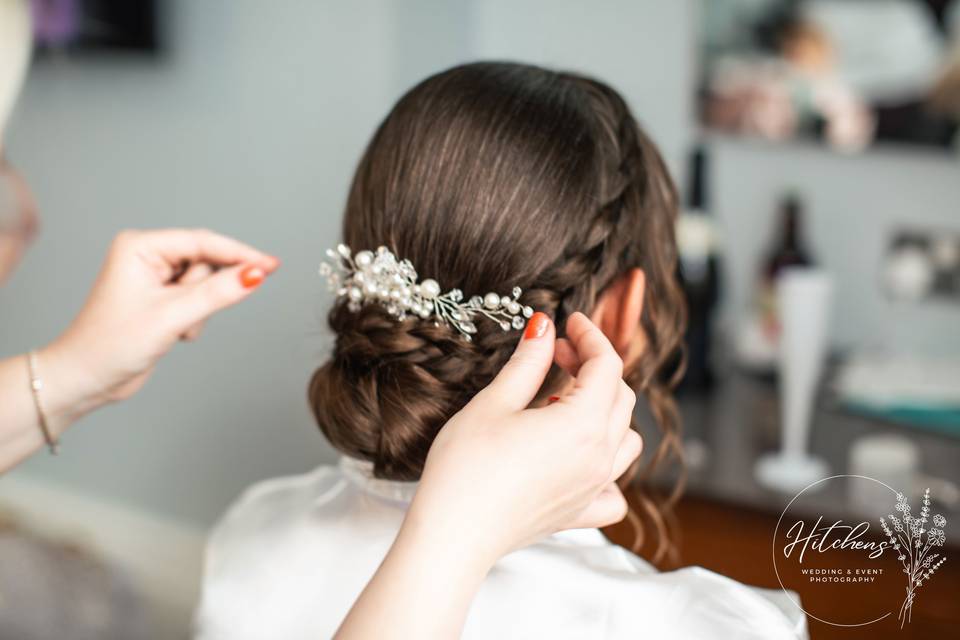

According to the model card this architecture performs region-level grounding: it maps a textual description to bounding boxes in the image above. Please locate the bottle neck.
[764,199,812,276]
[782,209,801,251]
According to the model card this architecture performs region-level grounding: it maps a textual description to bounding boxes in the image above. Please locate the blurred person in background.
[704,9,874,150]
[0,0,34,281]
[704,0,960,150]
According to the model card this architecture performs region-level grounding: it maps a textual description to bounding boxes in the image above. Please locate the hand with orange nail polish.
[51,228,279,407]
[0,228,279,472]
[338,312,641,640]
[408,311,639,558]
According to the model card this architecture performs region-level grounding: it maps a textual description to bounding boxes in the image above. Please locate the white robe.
[195,457,807,639]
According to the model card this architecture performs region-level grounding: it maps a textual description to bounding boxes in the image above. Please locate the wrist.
[390,509,495,608]
[402,492,505,574]
[35,340,106,437]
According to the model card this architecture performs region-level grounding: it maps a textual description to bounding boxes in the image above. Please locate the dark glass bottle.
[677,144,720,392]
[764,194,812,279]
[760,194,813,338]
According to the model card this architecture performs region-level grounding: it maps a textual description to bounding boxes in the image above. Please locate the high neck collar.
[338,456,419,504]
[336,456,615,550]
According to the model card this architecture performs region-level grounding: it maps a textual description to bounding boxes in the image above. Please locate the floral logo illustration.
[879,488,948,628]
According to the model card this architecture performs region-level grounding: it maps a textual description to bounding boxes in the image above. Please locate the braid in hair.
[550,73,688,564]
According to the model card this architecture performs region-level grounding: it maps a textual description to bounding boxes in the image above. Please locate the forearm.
[0,345,97,472]
[0,353,47,471]
[334,505,497,640]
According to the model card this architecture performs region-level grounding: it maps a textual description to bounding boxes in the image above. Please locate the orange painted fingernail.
[523,311,550,340]
[239,265,265,288]
[548,395,561,403]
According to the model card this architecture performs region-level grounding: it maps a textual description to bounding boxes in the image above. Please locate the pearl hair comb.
[318,244,534,341]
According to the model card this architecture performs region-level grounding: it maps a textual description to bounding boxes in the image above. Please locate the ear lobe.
[590,269,646,357]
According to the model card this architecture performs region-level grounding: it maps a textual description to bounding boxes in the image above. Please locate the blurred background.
[0,0,957,638]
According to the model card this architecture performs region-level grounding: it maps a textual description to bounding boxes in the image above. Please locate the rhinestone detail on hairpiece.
[318,244,533,341]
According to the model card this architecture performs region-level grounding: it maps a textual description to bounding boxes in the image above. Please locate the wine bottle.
[760,193,814,338]
[677,144,720,392]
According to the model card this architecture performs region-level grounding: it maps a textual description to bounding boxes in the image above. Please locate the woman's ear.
[589,269,646,359]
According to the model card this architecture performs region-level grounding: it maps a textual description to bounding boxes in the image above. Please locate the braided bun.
[310,303,516,481]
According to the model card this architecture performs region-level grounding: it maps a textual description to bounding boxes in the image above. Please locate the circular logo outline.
[771,473,898,628]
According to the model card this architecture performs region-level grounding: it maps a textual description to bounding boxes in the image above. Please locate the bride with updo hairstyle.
[197,63,806,639]
[311,61,685,545]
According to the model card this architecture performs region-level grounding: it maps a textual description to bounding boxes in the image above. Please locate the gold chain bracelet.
[26,351,59,455]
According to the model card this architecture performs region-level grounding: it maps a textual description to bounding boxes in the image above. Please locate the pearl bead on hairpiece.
[318,244,534,341]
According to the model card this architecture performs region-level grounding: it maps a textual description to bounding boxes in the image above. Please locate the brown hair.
[309,62,686,562]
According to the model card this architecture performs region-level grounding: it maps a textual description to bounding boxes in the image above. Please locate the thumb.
[470,312,555,412]
[168,263,267,331]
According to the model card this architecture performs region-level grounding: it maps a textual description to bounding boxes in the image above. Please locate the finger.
[177,260,214,285]
[181,324,205,342]
[469,312,555,412]
[176,262,214,340]
[565,312,623,409]
[167,263,268,331]
[610,429,642,481]
[607,380,637,446]
[553,337,580,378]
[570,484,629,529]
[131,228,278,274]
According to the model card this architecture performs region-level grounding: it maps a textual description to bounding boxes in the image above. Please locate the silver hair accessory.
[318,244,534,341]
